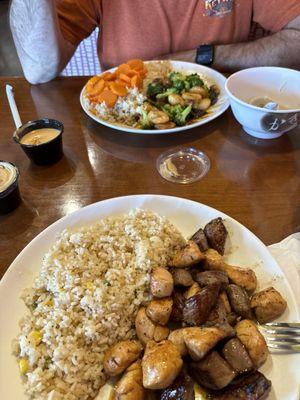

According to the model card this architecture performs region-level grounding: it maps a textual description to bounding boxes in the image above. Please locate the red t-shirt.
[56,0,300,70]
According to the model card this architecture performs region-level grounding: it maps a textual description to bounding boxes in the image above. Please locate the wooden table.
[1,76,300,278]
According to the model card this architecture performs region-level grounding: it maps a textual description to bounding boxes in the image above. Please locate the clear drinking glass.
[156,147,210,184]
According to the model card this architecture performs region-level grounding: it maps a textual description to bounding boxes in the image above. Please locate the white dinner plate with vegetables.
[0,195,299,400]
[80,60,229,134]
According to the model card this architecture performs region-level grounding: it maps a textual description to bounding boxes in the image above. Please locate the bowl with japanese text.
[225,67,300,139]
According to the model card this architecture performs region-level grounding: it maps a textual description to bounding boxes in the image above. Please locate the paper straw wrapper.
[6,84,22,129]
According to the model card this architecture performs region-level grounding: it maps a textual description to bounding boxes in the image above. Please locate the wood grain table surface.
[0,76,299,278]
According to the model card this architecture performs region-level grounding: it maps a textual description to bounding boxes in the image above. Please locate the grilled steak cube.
[204,218,228,255]
[222,338,253,373]
[190,228,209,252]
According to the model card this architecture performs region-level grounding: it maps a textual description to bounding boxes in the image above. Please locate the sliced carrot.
[87,79,105,97]
[86,76,101,92]
[97,89,118,107]
[119,73,131,84]
[101,71,117,81]
[116,63,131,76]
[114,79,127,87]
[126,69,139,78]
[138,67,148,77]
[131,74,142,88]
[127,59,144,71]
[110,82,128,96]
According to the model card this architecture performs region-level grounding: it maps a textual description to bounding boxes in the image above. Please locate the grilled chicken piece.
[170,291,185,322]
[208,371,271,399]
[103,340,143,376]
[135,307,169,346]
[146,298,173,326]
[190,351,236,390]
[185,282,201,299]
[169,241,205,268]
[190,228,209,252]
[204,249,257,294]
[142,340,183,390]
[183,325,232,361]
[250,287,287,323]
[183,283,220,326]
[114,360,144,400]
[159,371,195,400]
[168,328,188,357]
[204,218,228,255]
[226,284,253,319]
[172,268,194,287]
[222,338,253,373]
[235,320,269,368]
[195,270,229,290]
[150,267,174,298]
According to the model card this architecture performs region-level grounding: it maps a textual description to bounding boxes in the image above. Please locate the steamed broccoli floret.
[172,104,193,126]
[173,79,186,92]
[156,88,178,98]
[162,104,192,126]
[169,71,185,82]
[140,109,153,129]
[186,73,204,88]
[147,82,165,99]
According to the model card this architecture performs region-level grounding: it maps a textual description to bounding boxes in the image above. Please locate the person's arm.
[9,0,75,84]
[160,15,300,72]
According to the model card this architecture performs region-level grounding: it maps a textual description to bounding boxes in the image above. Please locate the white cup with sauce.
[225,67,300,139]
[13,119,64,165]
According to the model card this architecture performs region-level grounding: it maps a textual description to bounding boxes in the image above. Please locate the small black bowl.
[13,119,64,166]
[0,160,21,215]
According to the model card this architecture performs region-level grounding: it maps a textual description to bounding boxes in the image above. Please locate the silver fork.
[259,322,300,352]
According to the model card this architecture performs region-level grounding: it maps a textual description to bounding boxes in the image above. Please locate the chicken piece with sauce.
[204,249,257,294]
[146,298,173,326]
[103,340,143,377]
[169,240,205,268]
[114,360,145,400]
[183,325,233,361]
[150,267,174,298]
[235,319,269,368]
[250,286,287,323]
[135,307,169,346]
[142,340,183,389]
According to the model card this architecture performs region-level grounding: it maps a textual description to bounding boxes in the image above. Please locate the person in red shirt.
[10,0,300,84]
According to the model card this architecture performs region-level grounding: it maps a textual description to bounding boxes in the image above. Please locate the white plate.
[0,195,299,400]
[80,61,230,134]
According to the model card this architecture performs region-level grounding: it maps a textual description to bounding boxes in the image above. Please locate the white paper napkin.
[268,233,300,313]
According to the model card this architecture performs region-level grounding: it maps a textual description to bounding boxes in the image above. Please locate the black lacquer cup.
[13,119,64,166]
[0,161,21,215]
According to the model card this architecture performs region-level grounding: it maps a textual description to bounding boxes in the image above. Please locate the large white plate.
[80,61,230,134]
[0,195,299,400]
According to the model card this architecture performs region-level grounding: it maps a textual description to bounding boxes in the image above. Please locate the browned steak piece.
[190,228,209,252]
[204,218,228,255]
[183,283,220,326]
[226,284,253,319]
[207,371,271,399]
[195,271,229,290]
[190,351,236,390]
[159,371,195,400]
[171,291,186,322]
[222,338,253,373]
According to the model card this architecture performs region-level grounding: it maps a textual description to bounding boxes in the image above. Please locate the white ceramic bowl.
[225,67,300,139]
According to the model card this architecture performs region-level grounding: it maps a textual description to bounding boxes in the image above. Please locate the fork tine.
[261,328,300,336]
[266,342,300,352]
[265,337,300,344]
[263,322,300,329]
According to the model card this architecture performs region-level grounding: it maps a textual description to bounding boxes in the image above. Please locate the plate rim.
[79,60,230,134]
